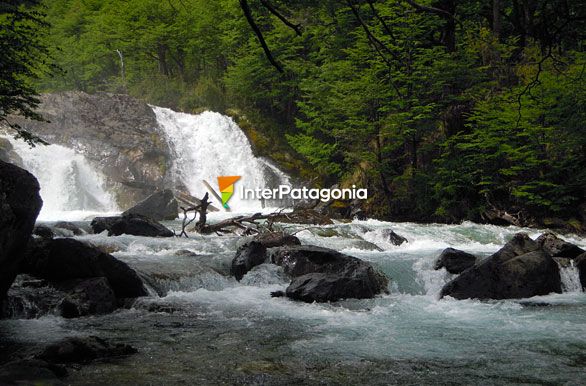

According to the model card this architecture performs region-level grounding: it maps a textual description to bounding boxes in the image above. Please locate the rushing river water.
[1,214,585,385]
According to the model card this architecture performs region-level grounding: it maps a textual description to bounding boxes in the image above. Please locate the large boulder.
[269,245,388,302]
[434,248,477,274]
[536,232,584,258]
[440,233,562,300]
[91,213,174,237]
[122,189,178,221]
[0,160,43,312]
[21,238,147,298]
[9,91,173,207]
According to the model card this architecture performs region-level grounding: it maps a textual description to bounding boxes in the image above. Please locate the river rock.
[56,277,118,318]
[122,189,178,221]
[91,213,174,237]
[440,233,561,300]
[37,336,137,364]
[33,225,55,239]
[269,245,388,302]
[8,91,173,208]
[231,241,268,281]
[434,248,477,274]
[53,221,86,236]
[383,229,408,246]
[21,238,147,298]
[0,160,43,313]
[254,231,301,248]
[536,232,584,258]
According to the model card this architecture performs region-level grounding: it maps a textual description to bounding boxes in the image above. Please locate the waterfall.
[152,106,290,211]
[558,260,583,293]
[4,135,118,221]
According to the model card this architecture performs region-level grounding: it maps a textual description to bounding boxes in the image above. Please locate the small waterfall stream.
[152,106,291,211]
[558,260,583,293]
[4,135,118,220]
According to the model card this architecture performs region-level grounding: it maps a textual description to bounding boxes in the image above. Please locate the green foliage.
[0,0,53,145]
[21,0,586,225]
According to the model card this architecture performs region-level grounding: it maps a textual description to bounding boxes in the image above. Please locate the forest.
[3,0,585,229]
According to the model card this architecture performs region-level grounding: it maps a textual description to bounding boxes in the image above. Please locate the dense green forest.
[4,0,586,228]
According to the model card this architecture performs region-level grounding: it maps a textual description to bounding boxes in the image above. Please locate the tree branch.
[403,0,462,26]
[259,0,302,36]
[239,0,284,73]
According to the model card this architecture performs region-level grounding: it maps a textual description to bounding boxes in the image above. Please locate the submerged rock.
[434,248,477,274]
[0,160,43,314]
[536,232,584,259]
[37,336,137,364]
[53,221,86,236]
[122,189,178,221]
[0,359,67,385]
[91,213,174,237]
[22,238,147,298]
[269,245,388,302]
[440,233,562,300]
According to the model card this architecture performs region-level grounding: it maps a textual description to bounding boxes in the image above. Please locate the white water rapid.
[3,136,118,221]
[559,260,583,293]
[152,107,290,211]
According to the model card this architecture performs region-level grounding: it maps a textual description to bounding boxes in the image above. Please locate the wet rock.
[254,231,301,248]
[122,189,178,221]
[0,160,43,314]
[37,336,137,364]
[91,213,174,237]
[22,238,147,298]
[56,277,117,318]
[33,225,55,239]
[440,233,561,300]
[174,249,199,257]
[53,221,86,236]
[576,253,586,290]
[269,245,388,302]
[434,248,477,274]
[383,229,408,246]
[231,241,268,281]
[0,359,67,385]
[9,91,172,207]
[536,232,584,259]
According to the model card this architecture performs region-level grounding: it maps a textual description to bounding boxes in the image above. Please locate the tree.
[0,0,53,144]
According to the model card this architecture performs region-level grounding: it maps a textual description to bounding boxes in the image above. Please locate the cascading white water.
[152,107,290,211]
[4,135,118,221]
[558,260,583,293]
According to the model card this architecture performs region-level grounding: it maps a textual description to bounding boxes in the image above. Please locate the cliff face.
[9,91,172,208]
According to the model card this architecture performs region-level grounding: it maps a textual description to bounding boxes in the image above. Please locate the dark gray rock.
[231,241,267,281]
[536,232,584,259]
[269,245,388,302]
[434,248,477,274]
[91,213,174,237]
[440,233,562,300]
[254,231,301,248]
[383,229,408,246]
[122,189,178,221]
[0,160,43,313]
[37,336,137,364]
[9,91,173,208]
[33,225,55,239]
[53,221,86,236]
[56,277,117,318]
[22,238,147,298]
